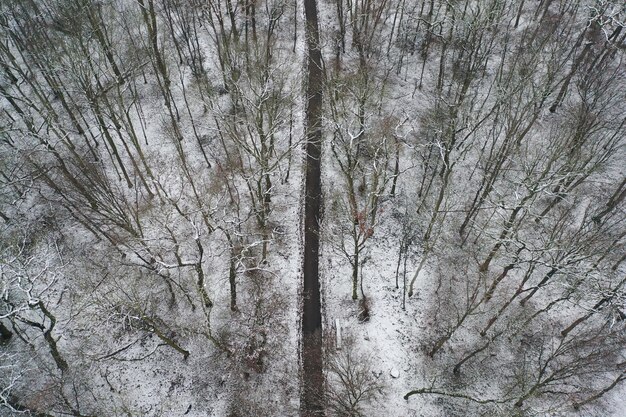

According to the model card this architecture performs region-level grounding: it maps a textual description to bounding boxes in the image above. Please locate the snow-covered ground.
[1,0,625,416]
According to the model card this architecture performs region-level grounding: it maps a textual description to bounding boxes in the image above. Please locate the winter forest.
[0,0,625,416]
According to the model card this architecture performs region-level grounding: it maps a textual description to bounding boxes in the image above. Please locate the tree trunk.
[352,248,359,300]
[36,302,69,373]
[229,245,238,311]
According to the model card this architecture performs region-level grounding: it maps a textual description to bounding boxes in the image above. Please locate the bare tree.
[326,334,386,416]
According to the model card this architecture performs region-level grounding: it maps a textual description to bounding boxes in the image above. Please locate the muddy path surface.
[301,0,324,415]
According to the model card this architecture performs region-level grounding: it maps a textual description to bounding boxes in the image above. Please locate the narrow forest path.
[301,0,324,415]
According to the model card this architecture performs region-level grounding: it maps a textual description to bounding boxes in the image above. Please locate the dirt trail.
[301,0,324,415]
